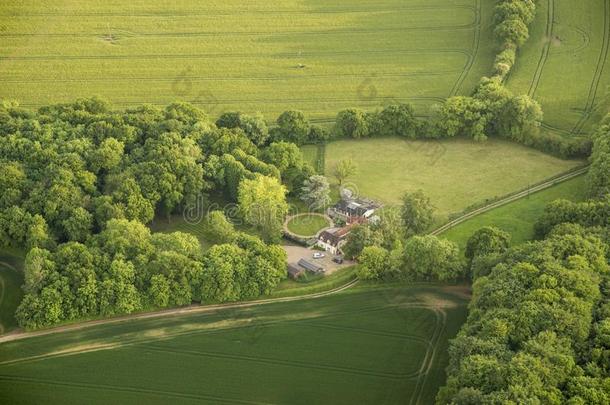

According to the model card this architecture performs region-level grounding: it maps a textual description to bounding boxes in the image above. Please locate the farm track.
[431,166,589,236]
[0,307,447,403]
[0,70,464,84]
[0,23,479,38]
[0,375,266,405]
[0,279,358,345]
[0,304,434,369]
[450,0,481,96]
[302,320,434,343]
[0,48,473,61]
[138,344,417,380]
[528,0,555,98]
[18,96,447,110]
[541,121,574,137]
[0,167,586,345]
[571,0,610,135]
[410,308,446,405]
[3,5,478,18]
[554,25,591,55]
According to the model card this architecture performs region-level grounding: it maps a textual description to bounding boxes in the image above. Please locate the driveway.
[282,244,354,275]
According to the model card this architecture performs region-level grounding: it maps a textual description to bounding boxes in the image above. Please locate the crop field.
[0,284,468,405]
[307,137,584,219]
[441,174,588,251]
[506,0,610,138]
[0,0,496,122]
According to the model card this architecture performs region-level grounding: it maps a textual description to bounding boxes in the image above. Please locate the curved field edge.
[0,284,469,405]
[507,0,610,136]
[439,174,588,250]
[285,214,331,238]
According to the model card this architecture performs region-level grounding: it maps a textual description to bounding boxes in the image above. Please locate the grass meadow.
[506,0,610,138]
[0,249,24,334]
[0,0,496,122]
[307,137,584,220]
[441,174,588,251]
[0,283,468,405]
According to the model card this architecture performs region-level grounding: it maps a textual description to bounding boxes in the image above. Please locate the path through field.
[0,284,469,404]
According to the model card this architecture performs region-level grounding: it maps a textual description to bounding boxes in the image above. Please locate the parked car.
[312,252,325,259]
[332,256,344,264]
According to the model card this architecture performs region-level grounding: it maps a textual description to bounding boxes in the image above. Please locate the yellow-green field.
[0,0,496,121]
[305,137,584,220]
[507,0,610,137]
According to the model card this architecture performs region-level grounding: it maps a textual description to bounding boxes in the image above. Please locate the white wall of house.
[317,240,338,255]
[363,209,375,218]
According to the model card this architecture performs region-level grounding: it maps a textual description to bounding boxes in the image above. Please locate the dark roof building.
[297,258,325,273]
[318,227,351,248]
[287,264,305,280]
[329,198,380,221]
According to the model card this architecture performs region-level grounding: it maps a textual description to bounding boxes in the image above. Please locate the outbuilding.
[287,264,306,280]
[297,258,325,274]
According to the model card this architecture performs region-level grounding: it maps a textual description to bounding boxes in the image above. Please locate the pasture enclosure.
[310,137,584,219]
[0,284,468,404]
[441,174,588,250]
[507,0,610,138]
[0,0,496,122]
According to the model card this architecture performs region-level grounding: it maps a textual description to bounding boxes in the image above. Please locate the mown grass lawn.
[0,0,496,121]
[319,137,584,221]
[441,174,588,251]
[0,283,468,405]
[286,214,330,237]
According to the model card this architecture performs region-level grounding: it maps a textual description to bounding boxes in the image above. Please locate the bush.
[334,108,370,139]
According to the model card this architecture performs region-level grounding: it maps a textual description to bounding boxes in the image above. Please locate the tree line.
[322,0,589,158]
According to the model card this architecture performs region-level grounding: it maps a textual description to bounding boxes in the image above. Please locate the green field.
[506,0,610,138]
[441,175,588,250]
[286,214,330,237]
[0,284,468,404]
[0,0,496,122]
[0,250,24,335]
[309,137,584,219]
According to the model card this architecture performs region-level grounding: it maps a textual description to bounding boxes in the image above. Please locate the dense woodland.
[0,99,322,328]
[436,114,610,404]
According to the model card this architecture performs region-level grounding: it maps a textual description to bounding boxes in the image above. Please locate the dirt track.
[0,279,359,344]
[0,166,587,344]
